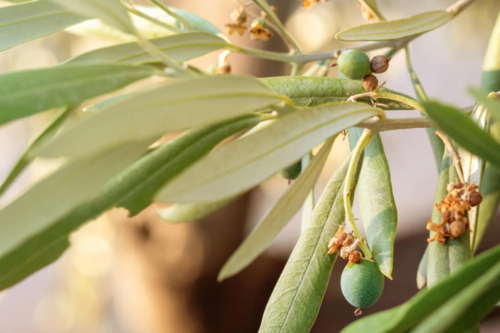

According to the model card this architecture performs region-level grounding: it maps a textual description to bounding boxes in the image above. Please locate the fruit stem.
[344,128,375,259]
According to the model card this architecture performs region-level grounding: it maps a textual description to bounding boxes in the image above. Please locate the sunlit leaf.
[0,64,157,126]
[336,10,452,41]
[260,77,415,110]
[469,89,500,123]
[39,76,287,159]
[218,138,334,281]
[0,1,84,51]
[65,32,228,65]
[157,103,381,203]
[349,129,397,279]
[259,152,360,333]
[157,196,238,223]
[341,244,500,333]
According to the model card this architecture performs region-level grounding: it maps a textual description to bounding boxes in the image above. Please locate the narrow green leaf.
[260,77,415,110]
[118,115,262,216]
[476,12,500,253]
[348,129,397,279]
[301,152,315,232]
[469,89,500,122]
[341,244,500,333]
[168,7,227,39]
[259,152,360,333]
[0,141,151,290]
[157,103,381,203]
[0,105,77,197]
[218,138,334,281]
[47,0,134,33]
[157,196,238,223]
[39,76,287,159]
[417,246,429,289]
[336,10,452,41]
[65,32,228,65]
[411,260,500,333]
[0,1,85,51]
[427,151,471,287]
[0,64,156,126]
[423,100,500,172]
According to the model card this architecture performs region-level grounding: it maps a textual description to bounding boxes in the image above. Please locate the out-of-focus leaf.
[411,260,500,333]
[427,151,471,287]
[359,0,386,21]
[157,196,238,223]
[259,152,360,333]
[260,77,415,110]
[65,5,227,41]
[0,141,151,290]
[0,105,77,197]
[336,10,452,41]
[476,12,500,253]
[46,0,134,33]
[157,103,381,203]
[417,246,429,289]
[423,100,500,172]
[349,128,397,279]
[0,1,85,51]
[39,76,287,159]
[218,138,334,281]
[0,64,156,126]
[469,89,500,122]
[118,115,261,216]
[65,32,228,65]
[341,244,500,333]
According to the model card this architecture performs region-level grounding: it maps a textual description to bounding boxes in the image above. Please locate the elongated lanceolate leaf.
[157,196,238,223]
[39,76,287,159]
[259,152,360,333]
[481,12,500,94]
[218,138,334,281]
[469,89,500,123]
[423,100,500,172]
[157,103,381,203]
[349,129,397,279]
[46,0,134,33]
[0,64,156,126]
[0,1,85,51]
[341,244,500,333]
[260,77,415,110]
[417,246,429,289]
[336,10,452,41]
[65,32,228,65]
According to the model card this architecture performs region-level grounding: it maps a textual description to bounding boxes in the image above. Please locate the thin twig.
[435,130,465,183]
[149,0,192,31]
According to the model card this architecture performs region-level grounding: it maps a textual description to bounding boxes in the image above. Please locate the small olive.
[362,74,378,91]
[337,49,371,80]
[341,259,384,308]
[370,55,390,74]
[278,160,302,180]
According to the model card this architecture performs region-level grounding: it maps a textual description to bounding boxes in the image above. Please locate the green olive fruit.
[278,160,302,180]
[337,49,371,80]
[341,259,384,308]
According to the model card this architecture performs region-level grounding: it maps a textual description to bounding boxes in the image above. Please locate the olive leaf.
[157,103,381,203]
[336,10,452,41]
[157,196,238,223]
[65,32,228,65]
[259,152,361,333]
[481,12,500,94]
[348,128,397,279]
[0,105,77,197]
[0,63,157,126]
[0,115,260,289]
[341,244,500,333]
[417,246,429,289]
[218,138,334,281]
[427,150,471,287]
[359,0,386,21]
[46,0,134,34]
[423,100,500,172]
[0,1,85,51]
[39,76,287,159]
[260,77,415,110]
[469,89,500,123]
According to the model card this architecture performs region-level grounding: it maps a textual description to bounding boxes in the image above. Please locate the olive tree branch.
[435,130,466,183]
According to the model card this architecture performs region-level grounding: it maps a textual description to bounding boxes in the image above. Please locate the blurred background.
[1,0,500,332]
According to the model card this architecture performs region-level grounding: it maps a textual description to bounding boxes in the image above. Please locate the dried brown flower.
[362,74,378,91]
[250,20,273,41]
[370,55,390,74]
[225,23,247,36]
[230,7,247,25]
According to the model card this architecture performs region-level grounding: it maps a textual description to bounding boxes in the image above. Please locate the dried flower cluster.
[225,6,274,41]
[427,181,482,244]
[225,7,247,36]
[250,19,273,41]
[299,0,328,8]
[328,226,362,264]
[362,55,391,91]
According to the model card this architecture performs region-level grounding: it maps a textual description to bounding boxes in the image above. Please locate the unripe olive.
[278,160,302,180]
[469,191,482,207]
[337,49,371,80]
[370,55,390,74]
[341,259,384,308]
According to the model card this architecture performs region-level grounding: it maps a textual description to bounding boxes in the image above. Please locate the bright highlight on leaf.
[336,10,453,41]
